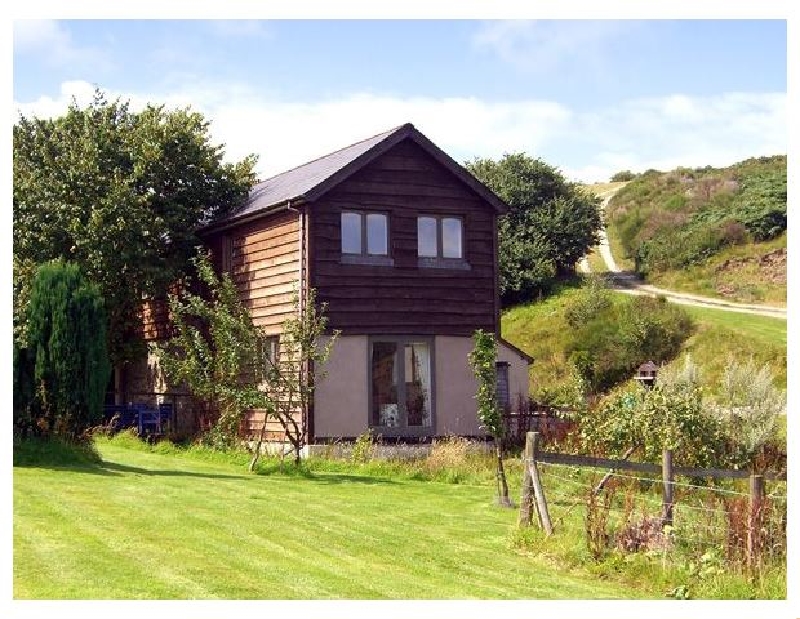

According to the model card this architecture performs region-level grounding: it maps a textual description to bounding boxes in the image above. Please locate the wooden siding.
[208,210,302,335]
[310,138,497,336]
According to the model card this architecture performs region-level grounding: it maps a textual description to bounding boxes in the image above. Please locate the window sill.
[417,257,471,271]
[340,255,395,267]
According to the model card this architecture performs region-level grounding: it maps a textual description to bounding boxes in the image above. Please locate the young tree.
[466,153,602,304]
[158,251,338,469]
[25,260,112,438]
[158,251,272,448]
[13,91,256,364]
[249,287,339,468]
[468,330,512,507]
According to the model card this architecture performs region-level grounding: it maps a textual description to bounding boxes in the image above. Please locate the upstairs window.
[417,216,466,267]
[341,211,388,256]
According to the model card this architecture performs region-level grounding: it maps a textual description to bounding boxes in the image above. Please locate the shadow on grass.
[254,465,396,485]
[99,461,250,480]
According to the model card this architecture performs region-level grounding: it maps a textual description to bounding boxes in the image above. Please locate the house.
[130,123,532,443]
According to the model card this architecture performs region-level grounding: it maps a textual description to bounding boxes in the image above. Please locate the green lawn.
[14,439,644,600]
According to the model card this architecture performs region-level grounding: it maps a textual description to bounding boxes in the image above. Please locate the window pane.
[442,218,463,259]
[372,342,398,427]
[405,343,432,428]
[417,217,438,257]
[366,213,388,255]
[341,212,362,254]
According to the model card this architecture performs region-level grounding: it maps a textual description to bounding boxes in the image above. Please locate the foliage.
[466,153,602,304]
[13,90,257,364]
[566,292,694,393]
[577,354,784,471]
[23,260,111,439]
[158,251,339,467]
[350,429,375,464]
[253,286,339,466]
[605,155,786,277]
[468,330,502,438]
[710,358,784,465]
[468,329,511,505]
[564,275,612,328]
[610,170,636,182]
[157,250,272,447]
[577,381,727,468]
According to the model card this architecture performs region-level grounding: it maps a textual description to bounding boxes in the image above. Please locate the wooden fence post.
[662,449,674,527]
[517,431,535,527]
[747,474,764,573]
[527,432,553,535]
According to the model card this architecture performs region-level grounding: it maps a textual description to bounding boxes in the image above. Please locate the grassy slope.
[14,439,643,600]
[501,287,786,397]
[647,234,786,306]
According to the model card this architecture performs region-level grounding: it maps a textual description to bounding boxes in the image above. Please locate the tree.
[249,287,339,468]
[158,251,339,469]
[466,153,602,304]
[24,260,112,439]
[468,330,512,507]
[13,91,257,365]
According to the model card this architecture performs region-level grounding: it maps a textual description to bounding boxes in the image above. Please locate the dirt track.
[580,188,787,320]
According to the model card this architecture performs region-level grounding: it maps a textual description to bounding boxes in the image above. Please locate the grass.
[14,434,646,600]
[646,234,786,306]
[676,306,786,389]
[501,283,786,397]
[512,467,786,600]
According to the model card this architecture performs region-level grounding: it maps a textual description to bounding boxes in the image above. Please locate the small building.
[129,123,532,443]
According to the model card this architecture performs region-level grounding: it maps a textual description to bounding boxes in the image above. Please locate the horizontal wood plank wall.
[207,210,301,336]
[311,138,497,336]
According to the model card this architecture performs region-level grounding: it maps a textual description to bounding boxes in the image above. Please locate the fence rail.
[517,431,786,571]
[537,451,786,481]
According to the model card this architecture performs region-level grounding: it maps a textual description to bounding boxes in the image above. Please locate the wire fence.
[535,460,787,568]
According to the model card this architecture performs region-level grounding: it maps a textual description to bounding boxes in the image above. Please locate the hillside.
[602,156,787,305]
[501,282,787,401]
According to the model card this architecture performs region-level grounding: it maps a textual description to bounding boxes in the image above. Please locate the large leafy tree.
[466,154,602,304]
[13,91,257,364]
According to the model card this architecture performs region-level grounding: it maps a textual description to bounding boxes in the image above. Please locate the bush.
[565,291,694,393]
[24,260,111,439]
[611,170,636,182]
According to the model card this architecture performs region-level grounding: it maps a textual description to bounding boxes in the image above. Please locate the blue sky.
[12,19,788,182]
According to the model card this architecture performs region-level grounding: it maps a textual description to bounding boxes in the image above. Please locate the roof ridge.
[254,122,412,186]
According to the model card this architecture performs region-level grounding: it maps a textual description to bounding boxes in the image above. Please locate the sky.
[11,18,788,183]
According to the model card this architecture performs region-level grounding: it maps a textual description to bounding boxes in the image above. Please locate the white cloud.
[13,81,786,184]
[13,20,112,71]
[206,20,271,38]
[472,19,629,73]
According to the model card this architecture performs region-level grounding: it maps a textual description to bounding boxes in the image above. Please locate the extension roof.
[206,123,508,231]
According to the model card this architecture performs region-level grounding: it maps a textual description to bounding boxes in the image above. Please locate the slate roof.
[207,122,507,231]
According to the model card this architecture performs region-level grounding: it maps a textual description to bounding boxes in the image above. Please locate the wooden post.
[662,449,674,527]
[517,431,536,527]
[527,432,553,535]
[747,474,764,573]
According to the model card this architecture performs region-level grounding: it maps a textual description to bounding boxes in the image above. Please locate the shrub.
[24,260,111,439]
[611,170,636,182]
[566,292,693,393]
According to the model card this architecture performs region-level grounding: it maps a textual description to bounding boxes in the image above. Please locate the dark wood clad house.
[132,123,532,445]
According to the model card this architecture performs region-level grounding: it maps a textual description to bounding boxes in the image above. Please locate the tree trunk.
[248,416,270,473]
[495,439,513,507]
